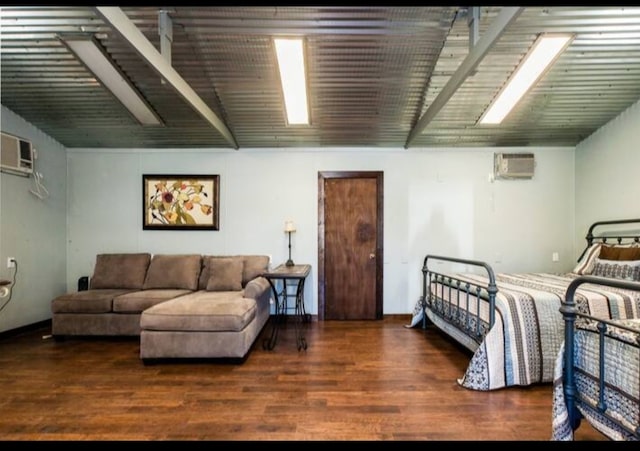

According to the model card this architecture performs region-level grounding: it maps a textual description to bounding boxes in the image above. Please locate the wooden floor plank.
[0,316,605,441]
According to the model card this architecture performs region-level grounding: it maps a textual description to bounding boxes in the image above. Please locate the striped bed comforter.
[552,318,640,441]
[412,272,640,391]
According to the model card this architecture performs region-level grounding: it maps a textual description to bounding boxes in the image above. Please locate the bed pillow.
[572,243,602,275]
[206,256,244,291]
[598,244,620,260]
[592,258,640,281]
[599,244,640,261]
[617,245,640,261]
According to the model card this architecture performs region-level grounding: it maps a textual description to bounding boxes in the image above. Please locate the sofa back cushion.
[90,253,151,289]
[198,255,270,289]
[242,255,270,286]
[205,256,244,291]
[143,254,202,290]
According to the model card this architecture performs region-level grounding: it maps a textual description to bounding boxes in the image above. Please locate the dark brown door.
[318,171,383,320]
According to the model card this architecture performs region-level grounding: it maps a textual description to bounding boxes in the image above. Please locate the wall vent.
[1,132,34,177]
[494,152,535,179]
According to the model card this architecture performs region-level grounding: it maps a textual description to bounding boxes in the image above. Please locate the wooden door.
[318,171,383,320]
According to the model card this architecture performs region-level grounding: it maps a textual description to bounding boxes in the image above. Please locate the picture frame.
[143,174,220,230]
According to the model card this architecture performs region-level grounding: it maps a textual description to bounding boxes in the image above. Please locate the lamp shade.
[284,220,296,232]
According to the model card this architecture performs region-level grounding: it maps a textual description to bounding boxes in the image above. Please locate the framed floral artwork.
[143,174,220,230]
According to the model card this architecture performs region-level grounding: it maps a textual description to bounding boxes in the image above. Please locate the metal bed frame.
[419,218,640,349]
[560,275,640,440]
[420,255,497,347]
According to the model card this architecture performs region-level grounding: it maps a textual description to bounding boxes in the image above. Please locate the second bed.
[410,218,640,391]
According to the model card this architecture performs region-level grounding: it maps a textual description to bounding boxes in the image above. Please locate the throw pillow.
[206,257,244,291]
[614,245,640,261]
[143,254,202,290]
[199,255,248,290]
[598,243,640,261]
[598,245,621,260]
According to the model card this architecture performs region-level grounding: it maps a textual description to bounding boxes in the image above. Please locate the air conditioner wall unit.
[494,152,535,179]
[1,132,34,177]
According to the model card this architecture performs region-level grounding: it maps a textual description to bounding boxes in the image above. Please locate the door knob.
[369,253,375,259]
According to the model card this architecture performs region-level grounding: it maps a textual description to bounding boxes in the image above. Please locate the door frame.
[317,171,384,320]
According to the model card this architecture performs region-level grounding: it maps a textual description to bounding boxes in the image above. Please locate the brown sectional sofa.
[51,253,272,361]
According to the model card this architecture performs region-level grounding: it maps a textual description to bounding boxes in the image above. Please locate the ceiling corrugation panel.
[414,6,640,147]
[2,6,640,149]
[170,6,457,148]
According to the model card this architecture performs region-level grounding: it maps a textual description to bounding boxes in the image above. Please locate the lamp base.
[285,259,294,267]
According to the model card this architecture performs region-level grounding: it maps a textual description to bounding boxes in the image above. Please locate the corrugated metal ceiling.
[1,6,640,149]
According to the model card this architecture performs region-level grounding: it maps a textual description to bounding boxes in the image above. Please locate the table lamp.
[284,220,296,266]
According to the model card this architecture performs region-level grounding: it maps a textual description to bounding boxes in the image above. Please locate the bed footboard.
[560,275,640,440]
[421,255,498,345]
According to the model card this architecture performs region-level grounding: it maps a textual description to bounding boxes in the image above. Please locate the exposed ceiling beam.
[404,6,524,149]
[95,6,239,149]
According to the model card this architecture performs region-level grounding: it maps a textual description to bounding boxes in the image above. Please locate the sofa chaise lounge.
[50,252,272,361]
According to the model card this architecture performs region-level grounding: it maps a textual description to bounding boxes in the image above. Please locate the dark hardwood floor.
[0,316,605,441]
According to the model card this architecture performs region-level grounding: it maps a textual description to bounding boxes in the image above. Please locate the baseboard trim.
[0,319,51,340]
[273,314,411,321]
[383,313,412,320]
[0,316,412,338]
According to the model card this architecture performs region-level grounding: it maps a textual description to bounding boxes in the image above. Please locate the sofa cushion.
[90,253,151,289]
[206,257,244,291]
[241,255,270,287]
[143,254,202,290]
[242,276,270,300]
[52,289,138,313]
[113,289,193,313]
[140,291,257,332]
[198,255,240,290]
[198,255,270,290]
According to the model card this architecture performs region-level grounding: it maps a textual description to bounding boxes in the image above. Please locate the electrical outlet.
[7,257,16,268]
[552,252,559,262]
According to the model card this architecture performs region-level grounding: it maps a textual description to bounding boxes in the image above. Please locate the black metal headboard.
[577,218,640,261]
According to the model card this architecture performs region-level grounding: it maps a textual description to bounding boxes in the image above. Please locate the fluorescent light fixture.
[274,38,310,125]
[59,35,162,126]
[479,33,573,125]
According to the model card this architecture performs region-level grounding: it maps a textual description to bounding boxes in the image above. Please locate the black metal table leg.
[262,278,280,350]
[294,278,308,351]
[261,264,311,351]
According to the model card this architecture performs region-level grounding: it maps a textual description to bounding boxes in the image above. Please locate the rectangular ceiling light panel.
[274,38,309,126]
[479,34,573,125]
[60,35,162,126]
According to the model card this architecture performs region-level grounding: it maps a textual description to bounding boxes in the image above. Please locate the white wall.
[575,99,640,250]
[11,91,640,328]
[0,106,67,333]
[67,146,575,316]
